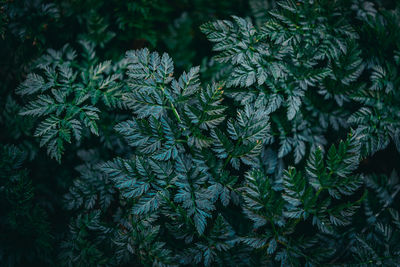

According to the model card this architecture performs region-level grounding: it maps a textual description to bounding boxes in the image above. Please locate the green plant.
[2,0,400,266]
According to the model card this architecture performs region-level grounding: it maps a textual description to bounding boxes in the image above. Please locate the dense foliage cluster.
[1,0,400,266]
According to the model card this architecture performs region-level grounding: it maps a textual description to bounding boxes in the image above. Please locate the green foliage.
[2,0,400,266]
[349,58,400,155]
[353,171,400,265]
[16,41,127,161]
[238,132,364,265]
[201,0,366,165]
